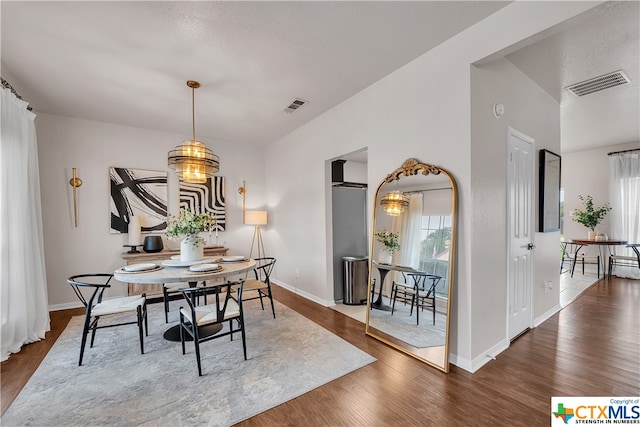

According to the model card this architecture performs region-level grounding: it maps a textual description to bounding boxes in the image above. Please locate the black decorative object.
[143,236,164,253]
[123,245,141,254]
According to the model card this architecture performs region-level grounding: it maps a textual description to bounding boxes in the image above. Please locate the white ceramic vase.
[180,236,204,262]
[378,249,392,264]
[588,230,596,240]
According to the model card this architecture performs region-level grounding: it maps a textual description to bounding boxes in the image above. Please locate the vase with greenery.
[570,195,611,238]
[375,230,400,263]
[165,208,217,261]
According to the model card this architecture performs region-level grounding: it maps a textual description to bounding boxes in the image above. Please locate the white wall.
[36,113,265,308]
[263,1,598,370]
[471,57,562,359]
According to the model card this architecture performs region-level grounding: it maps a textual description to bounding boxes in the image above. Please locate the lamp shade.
[244,210,267,225]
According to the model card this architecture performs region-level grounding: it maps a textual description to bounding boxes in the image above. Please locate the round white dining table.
[114,258,256,341]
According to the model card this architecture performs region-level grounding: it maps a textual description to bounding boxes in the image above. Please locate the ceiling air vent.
[565,70,630,97]
[283,98,307,113]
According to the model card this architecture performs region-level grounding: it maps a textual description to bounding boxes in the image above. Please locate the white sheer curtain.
[609,151,640,279]
[1,87,50,361]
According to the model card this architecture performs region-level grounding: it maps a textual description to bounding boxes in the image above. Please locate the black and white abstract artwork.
[110,167,168,234]
[179,177,225,231]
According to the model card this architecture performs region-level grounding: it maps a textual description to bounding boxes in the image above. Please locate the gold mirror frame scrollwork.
[365,158,458,373]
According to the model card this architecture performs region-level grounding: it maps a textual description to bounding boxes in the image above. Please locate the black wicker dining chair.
[240,257,276,318]
[179,279,247,376]
[67,273,148,366]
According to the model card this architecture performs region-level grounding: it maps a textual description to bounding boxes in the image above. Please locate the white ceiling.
[3,2,637,154]
[505,1,639,153]
[1,1,509,147]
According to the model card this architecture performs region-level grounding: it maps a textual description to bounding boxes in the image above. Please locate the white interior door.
[507,128,535,340]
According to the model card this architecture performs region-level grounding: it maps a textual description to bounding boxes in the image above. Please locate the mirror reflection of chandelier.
[380,191,409,216]
[168,80,220,184]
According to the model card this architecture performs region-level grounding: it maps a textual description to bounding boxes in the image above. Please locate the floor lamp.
[245,210,267,260]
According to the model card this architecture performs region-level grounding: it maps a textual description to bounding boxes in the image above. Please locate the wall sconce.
[238,180,247,221]
[69,167,82,227]
[380,191,409,216]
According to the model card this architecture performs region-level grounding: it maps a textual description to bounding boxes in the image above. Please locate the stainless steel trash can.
[343,256,369,305]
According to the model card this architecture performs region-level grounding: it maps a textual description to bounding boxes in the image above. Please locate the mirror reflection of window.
[420,187,452,299]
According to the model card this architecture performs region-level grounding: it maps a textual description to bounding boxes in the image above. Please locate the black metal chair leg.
[193,326,202,377]
[79,312,92,366]
[90,317,100,348]
[137,305,144,355]
[267,286,276,318]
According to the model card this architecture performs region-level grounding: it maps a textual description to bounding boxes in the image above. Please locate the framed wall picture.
[109,167,168,233]
[179,176,226,231]
[539,149,561,232]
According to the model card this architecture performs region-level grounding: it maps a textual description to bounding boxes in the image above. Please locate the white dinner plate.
[123,263,158,272]
[189,263,221,272]
[221,256,246,262]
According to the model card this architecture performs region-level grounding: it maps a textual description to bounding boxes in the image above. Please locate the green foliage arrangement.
[375,230,400,254]
[570,195,611,231]
[165,208,217,246]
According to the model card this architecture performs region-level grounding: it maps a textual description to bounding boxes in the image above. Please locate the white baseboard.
[272,280,335,307]
[456,338,511,373]
[533,304,561,327]
[48,301,83,312]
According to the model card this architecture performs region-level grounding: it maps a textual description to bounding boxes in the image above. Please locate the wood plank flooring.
[2,277,638,426]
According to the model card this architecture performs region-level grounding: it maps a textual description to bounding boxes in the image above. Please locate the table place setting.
[115,262,163,274]
[187,263,223,274]
[219,255,249,263]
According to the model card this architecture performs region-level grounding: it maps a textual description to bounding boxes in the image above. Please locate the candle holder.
[123,245,141,254]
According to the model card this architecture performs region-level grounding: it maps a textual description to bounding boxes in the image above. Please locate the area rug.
[2,299,375,426]
[368,300,447,348]
[331,298,446,348]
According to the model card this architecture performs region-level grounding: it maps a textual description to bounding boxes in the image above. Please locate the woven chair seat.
[180,299,240,326]
[92,295,146,316]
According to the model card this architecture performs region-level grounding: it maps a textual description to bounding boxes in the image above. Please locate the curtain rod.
[1,76,32,111]
[608,148,640,156]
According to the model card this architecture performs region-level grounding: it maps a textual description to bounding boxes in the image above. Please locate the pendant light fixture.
[168,80,219,183]
[380,190,409,216]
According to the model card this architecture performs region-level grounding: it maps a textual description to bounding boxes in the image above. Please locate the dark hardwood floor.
[2,277,638,426]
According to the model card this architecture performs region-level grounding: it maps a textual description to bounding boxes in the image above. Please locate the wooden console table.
[120,246,229,296]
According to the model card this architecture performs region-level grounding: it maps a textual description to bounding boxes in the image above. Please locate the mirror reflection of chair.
[179,279,247,376]
[608,243,640,279]
[240,257,276,318]
[67,273,148,366]
[390,272,439,325]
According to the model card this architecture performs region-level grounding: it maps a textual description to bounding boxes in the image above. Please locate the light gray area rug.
[3,299,375,427]
[368,299,446,348]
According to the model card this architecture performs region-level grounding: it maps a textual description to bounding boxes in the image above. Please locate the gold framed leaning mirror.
[365,158,457,373]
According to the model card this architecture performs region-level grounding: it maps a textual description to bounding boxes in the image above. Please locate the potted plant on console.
[166,208,216,261]
[375,230,400,264]
[570,195,611,240]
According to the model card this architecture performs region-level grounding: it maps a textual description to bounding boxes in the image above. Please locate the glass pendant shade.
[380,191,409,216]
[168,80,220,183]
[168,140,219,184]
